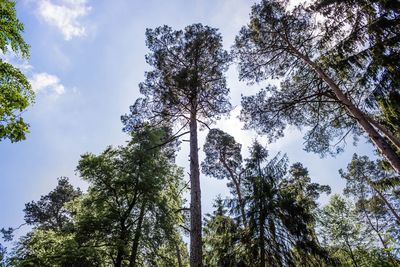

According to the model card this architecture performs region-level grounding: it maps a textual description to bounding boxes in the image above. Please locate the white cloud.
[30,72,66,95]
[37,0,91,40]
[0,49,33,71]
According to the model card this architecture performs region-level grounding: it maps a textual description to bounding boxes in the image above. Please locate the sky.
[0,0,377,240]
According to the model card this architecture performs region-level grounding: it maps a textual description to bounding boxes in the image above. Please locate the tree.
[312,0,400,106]
[122,24,231,266]
[3,178,98,267]
[317,194,393,267]
[4,128,189,267]
[0,177,81,242]
[234,0,400,172]
[340,154,400,224]
[0,243,6,267]
[23,177,82,231]
[76,127,187,267]
[0,0,34,142]
[203,197,246,267]
[202,129,247,227]
[202,130,331,266]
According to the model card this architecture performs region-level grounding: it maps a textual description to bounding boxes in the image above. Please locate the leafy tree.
[75,127,187,267]
[317,194,394,267]
[4,179,97,267]
[122,24,231,266]
[8,230,102,267]
[233,0,400,172]
[1,177,81,243]
[5,128,188,267]
[0,0,34,142]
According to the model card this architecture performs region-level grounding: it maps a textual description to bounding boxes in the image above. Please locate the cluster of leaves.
[0,0,34,142]
[1,127,189,267]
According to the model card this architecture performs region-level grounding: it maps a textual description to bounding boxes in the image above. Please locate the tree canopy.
[0,0,33,142]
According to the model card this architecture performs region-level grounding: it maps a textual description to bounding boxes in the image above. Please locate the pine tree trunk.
[129,201,146,267]
[368,181,400,225]
[176,243,183,267]
[293,49,400,173]
[221,159,247,227]
[259,208,266,267]
[366,115,400,151]
[189,108,203,267]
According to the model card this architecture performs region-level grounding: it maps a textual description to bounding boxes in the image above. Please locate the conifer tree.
[234,0,400,172]
[122,24,231,266]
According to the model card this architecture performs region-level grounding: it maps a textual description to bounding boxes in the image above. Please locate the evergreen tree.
[203,197,245,267]
[340,154,400,224]
[122,24,231,266]
[202,130,331,266]
[234,0,400,172]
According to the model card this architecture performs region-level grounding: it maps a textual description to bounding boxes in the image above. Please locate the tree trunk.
[176,242,183,267]
[344,238,359,267]
[366,115,400,151]
[115,224,127,267]
[129,201,147,267]
[368,181,400,225]
[259,208,266,267]
[189,108,203,267]
[294,50,400,173]
[221,159,247,227]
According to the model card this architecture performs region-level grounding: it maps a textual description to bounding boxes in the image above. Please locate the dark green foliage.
[0,0,33,142]
[5,128,188,267]
[75,127,187,266]
[203,197,246,267]
[378,92,400,137]
[202,129,332,266]
[23,177,82,231]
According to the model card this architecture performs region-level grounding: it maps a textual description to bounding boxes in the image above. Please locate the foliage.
[121,24,231,132]
[233,0,400,172]
[317,194,397,266]
[203,197,246,267]
[122,23,232,267]
[312,0,400,100]
[202,129,332,266]
[0,0,34,142]
[23,177,82,231]
[4,128,188,267]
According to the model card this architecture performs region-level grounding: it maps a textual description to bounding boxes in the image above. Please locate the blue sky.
[1,0,376,238]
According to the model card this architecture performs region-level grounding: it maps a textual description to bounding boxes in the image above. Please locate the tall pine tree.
[122,24,231,266]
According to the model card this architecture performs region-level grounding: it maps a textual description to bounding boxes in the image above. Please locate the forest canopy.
[1,0,399,266]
